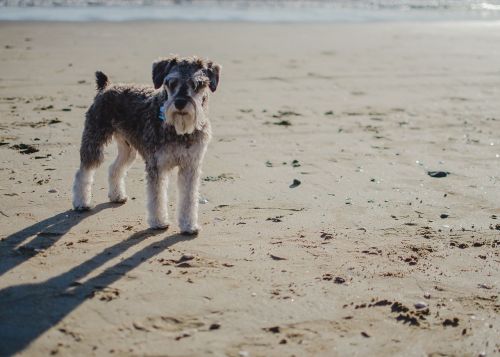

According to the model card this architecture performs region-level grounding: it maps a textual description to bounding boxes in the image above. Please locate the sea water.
[1,0,500,22]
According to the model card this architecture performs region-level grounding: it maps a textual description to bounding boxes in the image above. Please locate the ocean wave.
[2,0,500,22]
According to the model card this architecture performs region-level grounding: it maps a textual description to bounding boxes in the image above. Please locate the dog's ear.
[152,56,178,89]
[206,61,221,92]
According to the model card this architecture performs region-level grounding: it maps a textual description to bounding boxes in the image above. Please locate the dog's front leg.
[146,162,169,230]
[177,164,201,235]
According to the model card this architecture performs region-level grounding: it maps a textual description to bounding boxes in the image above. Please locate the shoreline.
[2,5,500,23]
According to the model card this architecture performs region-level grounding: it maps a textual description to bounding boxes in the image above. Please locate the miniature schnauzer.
[72,56,221,235]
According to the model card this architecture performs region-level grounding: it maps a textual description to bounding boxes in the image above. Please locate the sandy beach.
[0,20,499,356]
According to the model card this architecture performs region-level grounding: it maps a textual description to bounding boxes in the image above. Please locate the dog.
[72,55,221,235]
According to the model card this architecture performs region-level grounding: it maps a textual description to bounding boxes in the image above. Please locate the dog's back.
[80,73,156,168]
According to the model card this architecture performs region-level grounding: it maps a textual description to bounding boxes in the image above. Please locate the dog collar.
[158,103,166,121]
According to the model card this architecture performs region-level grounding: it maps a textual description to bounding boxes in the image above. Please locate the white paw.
[72,196,92,211]
[180,223,200,236]
[73,205,91,212]
[109,192,128,204]
[148,217,170,230]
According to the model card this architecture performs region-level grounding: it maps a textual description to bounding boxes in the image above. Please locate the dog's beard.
[164,99,205,135]
[172,111,196,135]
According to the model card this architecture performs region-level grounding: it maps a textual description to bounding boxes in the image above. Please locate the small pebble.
[414,302,427,309]
[424,292,431,299]
[198,197,208,204]
[48,189,58,193]
[209,323,220,330]
[428,171,449,178]
[289,179,301,188]
[478,283,493,290]
[177,254,195,263]
[334,277,346,284]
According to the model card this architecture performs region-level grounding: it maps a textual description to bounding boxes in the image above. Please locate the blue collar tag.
[158,104,166,121]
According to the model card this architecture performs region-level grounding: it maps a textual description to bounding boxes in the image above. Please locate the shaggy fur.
[72,55,221,235]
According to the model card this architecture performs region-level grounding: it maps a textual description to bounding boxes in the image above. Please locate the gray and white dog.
[72,55,221,235]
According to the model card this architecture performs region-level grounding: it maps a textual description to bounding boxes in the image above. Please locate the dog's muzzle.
[174,98,188,111]
[165,97,198,135]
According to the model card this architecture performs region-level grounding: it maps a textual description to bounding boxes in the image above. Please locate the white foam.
[2,1,500,22]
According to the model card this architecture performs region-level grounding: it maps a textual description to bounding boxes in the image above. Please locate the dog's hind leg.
[108,135,137,203]
[72,109,112,211]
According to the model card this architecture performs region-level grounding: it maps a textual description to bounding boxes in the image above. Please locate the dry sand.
[0,21,499,356]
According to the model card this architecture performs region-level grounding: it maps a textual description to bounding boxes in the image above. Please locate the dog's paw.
[109,196,128,204]
[148,217,170,230]
[108,192,128,204]
[151,223,170,231]
[73,205,91,212]
[180,227,199,236]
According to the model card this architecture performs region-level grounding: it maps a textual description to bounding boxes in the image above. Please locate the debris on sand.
[269,254,287,261]
[132,322,149,331]
[272,110,301,119]
[396,314,420,326]
[209,323,221,330]
[442,318,459,327]
[34,104,53,111]
[273,119,292,126]
[478,283,493,290]
[334,277,346,284]
[427,171,449,178]
[322,274,346,284]
[16,245,44,256]
[320,231,334,240]
[176,254,195,264]
[263,326,280,333]
[10,143,39,155]
[414,302,428,309]
[289,179,301,188]
[203,173,234,182]
[175,332,191,341]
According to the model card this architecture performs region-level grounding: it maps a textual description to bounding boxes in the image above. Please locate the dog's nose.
[174,98,188,110]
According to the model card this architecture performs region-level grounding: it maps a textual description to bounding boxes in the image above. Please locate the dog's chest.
[157,139,206,170]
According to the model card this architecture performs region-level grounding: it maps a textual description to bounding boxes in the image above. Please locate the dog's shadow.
[0,202,118,277]
[0,206,194,356]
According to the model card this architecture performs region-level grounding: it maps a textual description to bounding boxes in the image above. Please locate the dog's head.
[152,55,221,135]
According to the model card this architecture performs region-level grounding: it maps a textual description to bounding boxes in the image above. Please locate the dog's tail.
[95,71,109,91]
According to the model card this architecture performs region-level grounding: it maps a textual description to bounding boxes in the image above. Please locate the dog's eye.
[189,79,198,91]
[191,80,205,91]
[166,78,178,88]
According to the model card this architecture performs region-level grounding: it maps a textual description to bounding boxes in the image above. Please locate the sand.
[0,21,499,356]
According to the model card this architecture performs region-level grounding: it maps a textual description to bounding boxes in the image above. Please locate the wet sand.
[0,21,499,356]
